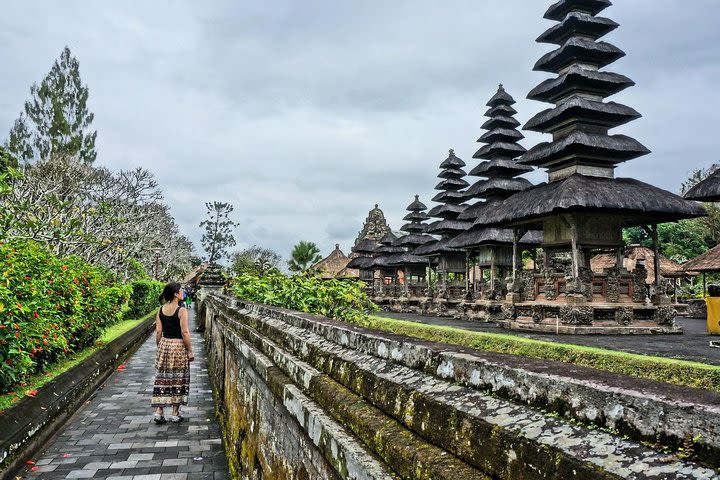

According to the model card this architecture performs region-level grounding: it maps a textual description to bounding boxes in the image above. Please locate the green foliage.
[0,145,17,174]
[230,245,282,277]
[623,220,713,263]
[364,315,720,393]
[199,201,238,264]
[124,280,164,320]
[288,240,322,272]
[126,258,150,281]
[6,46,97,163]
[231,270,377,323]
[0,238,130,393]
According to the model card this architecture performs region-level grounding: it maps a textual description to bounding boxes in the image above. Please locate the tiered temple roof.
[416,150,470,256]
[387,195,434,266]
[450,85,540,249]
[351,204,391,255]
[473,0,704,229]
[370,231,406,268]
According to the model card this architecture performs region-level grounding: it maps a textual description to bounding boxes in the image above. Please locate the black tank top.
[159,305,182,339]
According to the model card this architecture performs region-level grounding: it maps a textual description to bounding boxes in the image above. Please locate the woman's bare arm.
[179,308,193,360]
[155,311,162,345]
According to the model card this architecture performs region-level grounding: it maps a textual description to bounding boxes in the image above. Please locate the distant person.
[185,286,193,308]
[151,282,193,424]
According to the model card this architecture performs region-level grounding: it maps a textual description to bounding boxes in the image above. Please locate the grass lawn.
[0,314,154,412]
[359,315,720,393]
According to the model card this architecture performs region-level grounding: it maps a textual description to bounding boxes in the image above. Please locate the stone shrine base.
[374,295,683,334]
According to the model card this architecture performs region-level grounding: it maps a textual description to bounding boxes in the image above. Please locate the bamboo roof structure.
[684,169,720,202]
[681,244,720,273]
[310,244,351,280]
[591,245,689,283]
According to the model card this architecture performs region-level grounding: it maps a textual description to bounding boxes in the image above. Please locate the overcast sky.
[2,1,719,263]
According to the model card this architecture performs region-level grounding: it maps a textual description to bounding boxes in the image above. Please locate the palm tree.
[288,241,322,272]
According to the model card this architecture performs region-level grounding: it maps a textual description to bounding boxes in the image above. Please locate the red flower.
[26,390,38,397]
[25,460,35,465]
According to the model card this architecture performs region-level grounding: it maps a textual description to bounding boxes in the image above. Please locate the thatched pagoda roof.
[681,244,720,273]
[544,0,612,22]
[519,131,649,168]
[310,244,351,280]
[524,98,640,134]
[534,37,625,73]
[527,66,633,104]
[413,238,463,256]
[447,228,542,249]
[346,256,374,269]
[352,238,377,255]
[684,169,720,202]
[385,252,429,267]
[591,245,689,282]
[471,174,706,228]
[537,11,618,45]
[424,219,472,236]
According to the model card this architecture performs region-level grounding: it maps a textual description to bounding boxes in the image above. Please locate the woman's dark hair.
[159,282,182,303]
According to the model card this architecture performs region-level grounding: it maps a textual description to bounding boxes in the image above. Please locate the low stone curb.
[0,315,155,480]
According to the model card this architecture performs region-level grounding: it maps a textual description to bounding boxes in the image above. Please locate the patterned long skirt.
[151,338,190,406]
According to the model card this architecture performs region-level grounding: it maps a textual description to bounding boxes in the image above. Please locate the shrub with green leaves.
[124,280,164,320]
[0,239,131,392]
[230,270,377,323]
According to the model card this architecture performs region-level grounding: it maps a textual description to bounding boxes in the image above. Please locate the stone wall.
[202,294,719,479]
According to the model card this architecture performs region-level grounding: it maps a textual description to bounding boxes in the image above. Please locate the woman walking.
[151,282,194,423]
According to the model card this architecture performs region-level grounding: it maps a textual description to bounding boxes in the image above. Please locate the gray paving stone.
[17,309,228,479]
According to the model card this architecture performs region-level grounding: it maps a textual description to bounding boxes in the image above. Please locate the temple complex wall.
[201,294,719,478]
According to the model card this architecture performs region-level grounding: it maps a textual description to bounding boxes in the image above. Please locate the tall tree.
[230,246,282,276]
[6,46,97,163]
[288,240,322,272]
[199,201,238,264]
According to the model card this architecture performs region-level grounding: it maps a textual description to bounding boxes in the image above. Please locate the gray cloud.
[1,1,719,262]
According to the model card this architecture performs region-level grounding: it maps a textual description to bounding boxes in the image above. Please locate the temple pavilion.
[345,204,391,289]
[449,85,542,305]
[380,195,434,300]
[414,150,470,300]
[470,0,705,332]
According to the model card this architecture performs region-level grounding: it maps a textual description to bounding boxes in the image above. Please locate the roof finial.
[374,203,378,209]
[499,83,504,90]
[414,194,419,200]
[449,148,455,156]
[335,243,339,249]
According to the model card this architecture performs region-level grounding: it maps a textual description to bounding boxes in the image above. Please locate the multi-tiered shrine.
[450,85,541,311]
[373,196,433,309]
[415,150,470,304]
[471,0,705,332]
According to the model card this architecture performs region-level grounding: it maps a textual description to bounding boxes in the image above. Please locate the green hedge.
[230,270,377,323]
[0,239,131,392]
[124,280,164,320]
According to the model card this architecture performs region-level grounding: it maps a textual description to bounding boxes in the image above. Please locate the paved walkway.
[20,308,229,480]
[380,312,720,366]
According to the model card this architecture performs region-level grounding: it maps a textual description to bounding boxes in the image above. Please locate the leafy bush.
[0,239,131,392]
[124,280,164,320]
[230,270,377,323]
